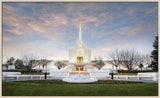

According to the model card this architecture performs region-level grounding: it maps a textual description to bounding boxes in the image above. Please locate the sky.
[2,2,158,61]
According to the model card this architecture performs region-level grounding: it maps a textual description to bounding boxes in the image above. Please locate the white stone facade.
[69,48,91,63]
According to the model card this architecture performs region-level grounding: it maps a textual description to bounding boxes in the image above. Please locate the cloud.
[3,37,10,42]
[39,13,69,26]
[145,8,156,14]
[3,4,18,13]
[101,47,112,52]
[3,4,65,41]
[7,29,23,35]
[3,6,32,36]
[2,2,157,60]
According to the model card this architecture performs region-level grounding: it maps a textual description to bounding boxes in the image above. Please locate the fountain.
[62,67,98,83]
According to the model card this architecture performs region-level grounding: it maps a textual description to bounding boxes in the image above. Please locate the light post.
[79,67,80,77]
[44,72,47,80]
[109,70,114,80]
[43,69,49,80]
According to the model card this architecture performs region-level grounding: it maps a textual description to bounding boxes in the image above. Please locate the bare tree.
[108,49,122,69]
[14,59,25,69]
[93,57,105,70]
[109,49,150,70]
[40,59,50,69]
[137,54,145,65]
[143,54,152,68]
[120,49,140,71]
[22,54,38,71]
[55,61,67,70]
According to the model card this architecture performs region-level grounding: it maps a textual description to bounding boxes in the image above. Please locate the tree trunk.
[27,66,31,72]
[43,65,44,69]
[6,65,8,70]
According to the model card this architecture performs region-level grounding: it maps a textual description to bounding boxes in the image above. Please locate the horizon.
[2,2,158,62]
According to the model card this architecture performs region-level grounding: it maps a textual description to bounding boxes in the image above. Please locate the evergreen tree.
[151,36,158,71]
[139,63,144,70]
[14,59,26,69]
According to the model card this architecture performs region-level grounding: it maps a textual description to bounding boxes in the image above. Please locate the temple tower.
[78,18,83,48]
[69,18,91,71]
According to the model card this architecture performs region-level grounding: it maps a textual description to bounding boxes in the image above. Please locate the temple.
[35,18,118,80]
[68,18,93,71]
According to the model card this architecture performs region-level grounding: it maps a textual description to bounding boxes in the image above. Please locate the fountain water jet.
[62,67,98,83]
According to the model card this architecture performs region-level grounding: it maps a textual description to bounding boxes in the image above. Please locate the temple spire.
[79,18,82,41]
[78,18,83,48]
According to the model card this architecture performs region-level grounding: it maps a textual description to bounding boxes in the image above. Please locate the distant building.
[2,64,15,70]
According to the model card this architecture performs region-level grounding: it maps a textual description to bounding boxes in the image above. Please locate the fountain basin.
[62,75,98,83]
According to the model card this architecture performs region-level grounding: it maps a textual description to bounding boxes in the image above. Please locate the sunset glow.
[2,2,158,61]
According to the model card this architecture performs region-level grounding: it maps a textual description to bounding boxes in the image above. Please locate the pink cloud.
[39,13,68,26]
[28,23,43,33]
[3,15,29,35]
[3,4,17,13]
[28,21,60,41]
[145,7,157,14]
[101,47,112,52]
[120,24,153,36]
[7,29,23,35]
[2,3,156,60]
[70,16,104,28]
[128,27,144,35]
[3,37,10,42]
[3,4,62,40]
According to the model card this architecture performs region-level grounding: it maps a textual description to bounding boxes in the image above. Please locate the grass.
[114,73,137,75]
[2,80,158,96]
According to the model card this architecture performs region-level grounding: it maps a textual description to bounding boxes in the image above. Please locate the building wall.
[2,65,15,70]
[69,48,91,63]
[35,60,124,70]
[35,60,115,69]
